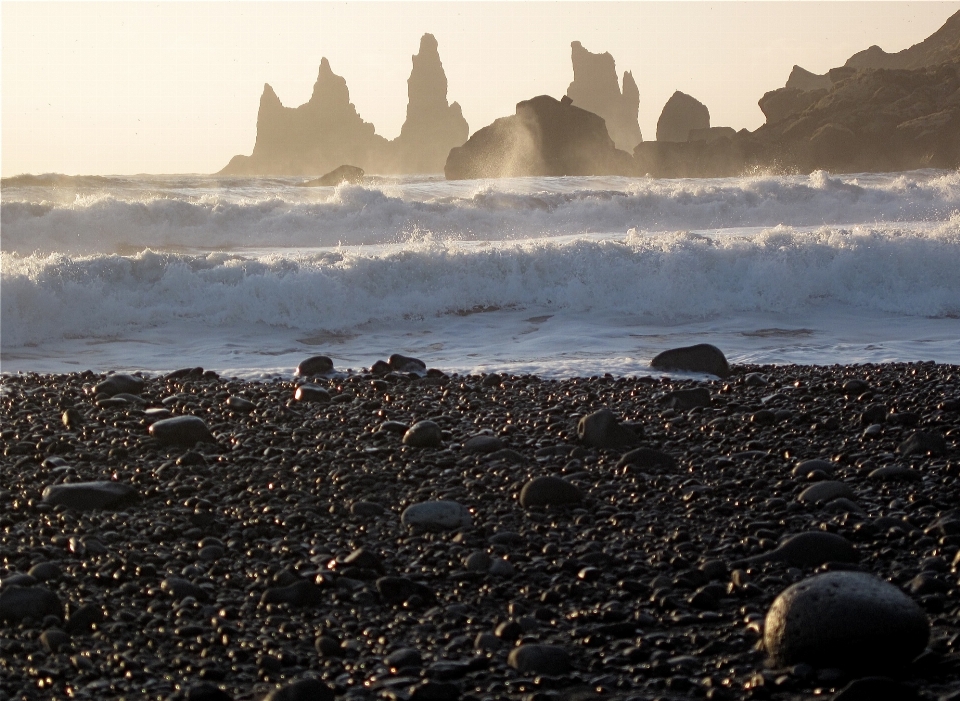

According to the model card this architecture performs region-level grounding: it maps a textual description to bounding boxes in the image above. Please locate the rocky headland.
[450,10,960,179]
[2,357,960,701]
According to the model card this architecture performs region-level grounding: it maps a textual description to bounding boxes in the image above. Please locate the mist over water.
[2,171,959,377]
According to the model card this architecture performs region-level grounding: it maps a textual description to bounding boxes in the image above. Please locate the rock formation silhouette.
[219,34,467,176]
[656,91,710,142]
[220,59,387,176]
[565,41,642,151]
[444,95,635,179]
[762,9,960,125]
[388,34,469,173]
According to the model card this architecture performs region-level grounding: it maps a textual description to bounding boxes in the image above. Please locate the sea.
[2,169,959,380]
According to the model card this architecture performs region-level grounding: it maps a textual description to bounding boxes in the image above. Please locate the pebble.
[898,430,947,457]
[40,628,70,653]
[650,343,731,378]
[385,647,422,670]
[94,373,145,397]
[401,501,472,530]
[519,476,582,507]
[738,531,857,567]
[797,480,856,505]
[403,420,443,448]
[161,577,209,601]
[764,571,929,670]
[225,395,256,412]
[869,466,921,481]
[462,434,505,453]
[663,387,710,410]
[350,501,386,517]
[294,384,331,402]
[507,644,572,675]
[149,415,215,446]
[42,481,138,511]
[261,580,323,607]
[295,356,334,376]
[616,447,676,471]
[27,562,61,582]
[577,408,640,449]
[0,585,62,623]
[263,678,335,701]
[464,552,491,572]
[791,459,834,477]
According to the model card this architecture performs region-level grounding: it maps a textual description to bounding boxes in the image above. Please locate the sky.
[3,1,959,176]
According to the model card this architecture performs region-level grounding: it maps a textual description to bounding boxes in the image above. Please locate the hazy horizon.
[4,1,959,176]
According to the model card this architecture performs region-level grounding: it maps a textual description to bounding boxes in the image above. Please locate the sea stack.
[656,91,710,142]
[388,33,469,173]
[219,59,386,176]
[565,41,642,152]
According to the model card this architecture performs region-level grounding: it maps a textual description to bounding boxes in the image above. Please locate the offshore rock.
[301,165,365,187]
[650,344,731,377]
[387,34,469,173]
[565,41,642,151]
[445,95,636,179]
[764,571,929,670]
[656,91,710,142]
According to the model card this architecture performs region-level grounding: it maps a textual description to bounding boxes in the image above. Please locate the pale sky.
[3,2,958,175]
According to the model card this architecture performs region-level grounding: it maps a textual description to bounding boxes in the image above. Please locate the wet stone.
[27,562,61,582]
[225,395,256,412]
[739,532,857,568]
[898,430,947,457]
[350,501,386,517]
[40,628,70,653]
[261,580,323,607]
[263,678,335,701]
[94,373,145,397]
[617,447,676,471]
[161,577,209,601]
[389,354,427,374]
[663,387,710,411]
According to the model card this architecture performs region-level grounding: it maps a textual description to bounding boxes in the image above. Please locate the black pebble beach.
[1,361,959,701]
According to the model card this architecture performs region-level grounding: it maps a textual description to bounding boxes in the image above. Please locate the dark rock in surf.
[302,165,364,187]
[651,344,731,377]
[389,354,427,373]
[296,355,334,376]
[764,571,929,670]
[149,416,215,447]
[577,408,641,449]
[42,481,138,511]
[445,94,636,179]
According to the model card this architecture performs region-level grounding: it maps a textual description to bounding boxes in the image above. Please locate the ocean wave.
[2,170,958,255]
[4,219,959,347]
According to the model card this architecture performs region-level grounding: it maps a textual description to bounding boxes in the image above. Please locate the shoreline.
[1,362,958,700]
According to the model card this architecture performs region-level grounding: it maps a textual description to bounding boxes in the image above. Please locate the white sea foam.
[2,171,959,376]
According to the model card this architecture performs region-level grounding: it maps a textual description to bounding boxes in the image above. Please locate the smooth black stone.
[389,354,427,373]
[738,532,857,568]
[403,420,443,448]
[519,476,582,508]
[263,678,335,701]
[578,408,641,449]
[898,430,947,457]
[39,628,70,653]
[261,580,324,607]
[463,434,505,453]
[507,644,572,675]
[617,447,676,471]
[798,481,855,504]
[225,395,256,412]
[294,384,331,402]
[0,585,62,623]
[869,466,922,481]
[791,459,835,477]
[149,415,215,446]
[663,387,710,410]
[94,373,144,397]
[161,577,209,601]
[65,603,105,634]
[42,481,138,511]
[377,577,434,605]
